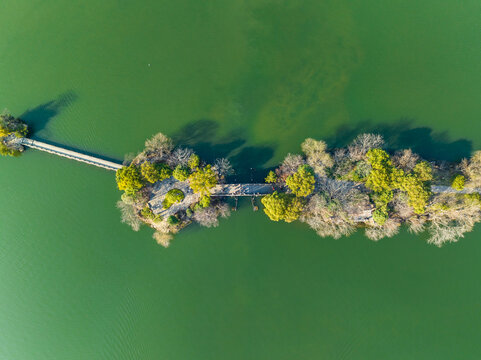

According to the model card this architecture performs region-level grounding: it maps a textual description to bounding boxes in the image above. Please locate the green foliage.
[261,191,305,223]
[162,189,185,209]
[141,161,172,183]
[372,206,389,225]
[0,142,21,157]
[285,165,315,197]
[365,149,394,192]
[188,165,218,195]
[116,165,144,194]
[265,170,277,183]
[366,148,391,169]
[371,190,393,208]
[186,208,193,217]
[199,195,211,208]
[413,161,433,182]
[173,165,190,181]
[188,154,200,169]
[0,113,28,138]
[140,206,162,222]
[465,193,481,207]
[364,149,431,214]
[399,174,431,214]
[451,175,465,191]
[167,215,179,225]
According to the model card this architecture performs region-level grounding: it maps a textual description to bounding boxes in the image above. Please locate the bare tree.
[348,133,384,161]
[153,231,173,248]
[193,207,219,228]
[116,200,142,231]
[365,219,400,241]
[144,132,174,158]
[299,193,356,239]
[213,158,234,177]
[424,193,481,246]
[461,151,481,188]
[167,147,194,167]
[278,153,305,176]
[301,138,333,176]
[392,149,419,172]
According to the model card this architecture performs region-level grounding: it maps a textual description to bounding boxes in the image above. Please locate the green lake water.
[1,0,481,358]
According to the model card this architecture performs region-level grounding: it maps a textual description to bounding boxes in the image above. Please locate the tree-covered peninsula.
[115,132,481,248]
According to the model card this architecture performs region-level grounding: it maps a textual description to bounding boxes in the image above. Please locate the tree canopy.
[188,165,217,195]
[116,165,144,193]
[141,161,172,183]
[285,165,316,197]
[261,191,305,222]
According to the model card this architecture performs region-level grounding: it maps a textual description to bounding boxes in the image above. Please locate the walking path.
[14,136,480,196]
[16,137,122,171]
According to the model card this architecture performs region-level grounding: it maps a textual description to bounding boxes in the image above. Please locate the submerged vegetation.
[114,132,481,248]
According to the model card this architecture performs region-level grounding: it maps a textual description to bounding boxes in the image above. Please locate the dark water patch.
[20,91,77,136]
[326,119,472,162]
[173,119,276,182]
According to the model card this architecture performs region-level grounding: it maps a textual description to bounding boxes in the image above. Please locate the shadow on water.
[327,119,472,162]
[20,91,77,136]
[173,119,276,182]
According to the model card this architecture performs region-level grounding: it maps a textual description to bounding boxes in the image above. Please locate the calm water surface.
[1,0,481,358]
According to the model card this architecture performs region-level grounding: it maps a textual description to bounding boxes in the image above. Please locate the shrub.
[199,195,211,208]
[141,161,172,183]
[188,165,217,195]
[186,208,193,217]
[413,161,433,182]
[451,175,465,191]
[301,138,333,175]
[261,191,305,222]
[116,200,142,231]
[188,154,200,169]
[116,165,144,193]
[399,174,431,214]
[167,215,179,225]
[373,206,389,225]
[162,189,185,209]
[265,170,277,183]
[173,165,190,181]
[285,165,315,197]
[0,142,21,157]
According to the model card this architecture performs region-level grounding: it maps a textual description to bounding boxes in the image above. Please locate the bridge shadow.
[326,118,472,162]
[20,91,77,136]
[173,119,276,182]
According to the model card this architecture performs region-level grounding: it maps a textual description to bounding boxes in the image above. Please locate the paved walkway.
[17,138,122,171]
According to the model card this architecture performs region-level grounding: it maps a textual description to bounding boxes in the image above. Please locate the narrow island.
[2,111,481,248]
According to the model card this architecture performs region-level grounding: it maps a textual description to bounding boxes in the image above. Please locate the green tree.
[0,142,21,157]
[167,215,179,225]
[451,175,465,191]
[265,170,277,183]
[199,195,211,208]
[261,191,305,222]
[286,165,315,197]
[413,161,433,182]
[188,165,217,195]
[399,175,431,214]
[372,206,389,225]
[173,165,190,181]
[116,165,144,193]
[162,189,185,209]
[188,154,200,169]
[141,161,172,183]
[365,149,394,192]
